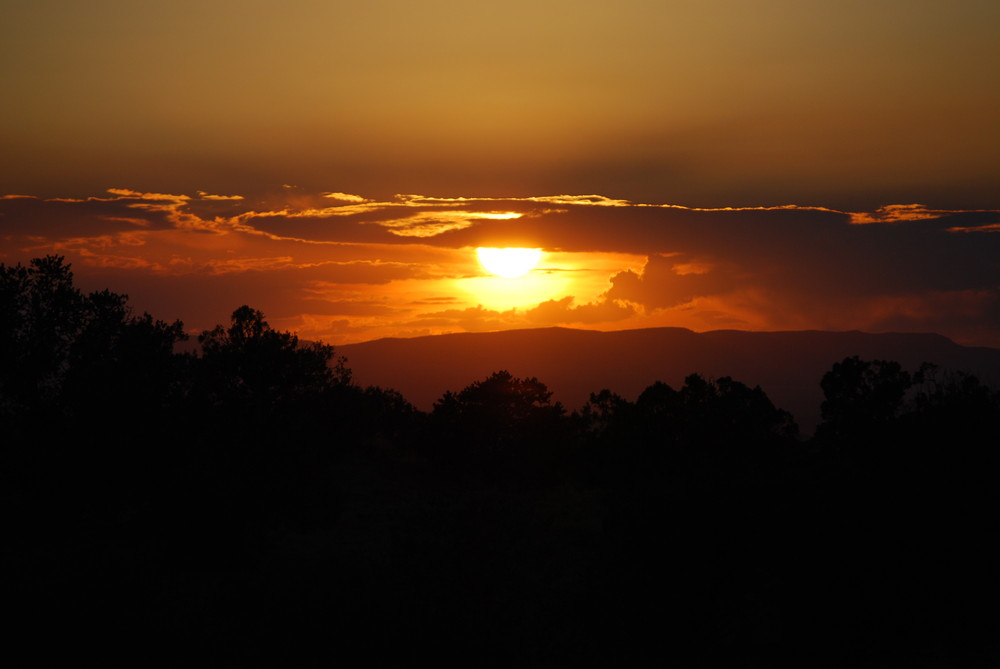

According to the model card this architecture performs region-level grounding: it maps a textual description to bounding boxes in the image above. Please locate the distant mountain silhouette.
[338,327,1000,432]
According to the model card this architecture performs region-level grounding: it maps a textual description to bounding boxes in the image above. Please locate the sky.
[2,1,999,346]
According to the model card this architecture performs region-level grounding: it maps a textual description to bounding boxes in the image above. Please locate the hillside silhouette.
[340,326,1000,432]
[5,256,1000,667]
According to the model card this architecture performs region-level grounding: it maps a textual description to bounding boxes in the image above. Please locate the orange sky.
[2,190,999,347]
[2,2,999,346]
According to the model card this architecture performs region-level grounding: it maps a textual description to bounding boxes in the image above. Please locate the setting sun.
[476,247,543,278]
[6,1,1000,662]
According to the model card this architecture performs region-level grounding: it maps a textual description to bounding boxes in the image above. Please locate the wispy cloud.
[322,192,371,203]
[3,189,1000,346]
[369,211,523,238]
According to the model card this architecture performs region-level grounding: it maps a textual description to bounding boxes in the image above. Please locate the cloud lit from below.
[2,189,999,347]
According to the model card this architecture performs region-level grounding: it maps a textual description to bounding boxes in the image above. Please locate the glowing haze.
[477,248,543,278]
[3,191,999,347]
[2,1,999,346]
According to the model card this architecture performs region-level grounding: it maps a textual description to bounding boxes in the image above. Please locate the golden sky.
[3,0,999,207]
[3,190,999,346]
[2,2,999,346]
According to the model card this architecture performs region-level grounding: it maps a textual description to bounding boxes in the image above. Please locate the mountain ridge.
[337,326,1000,433]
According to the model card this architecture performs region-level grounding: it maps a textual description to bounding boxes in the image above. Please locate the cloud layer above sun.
[3,188,999,347]
[3,1,999,210]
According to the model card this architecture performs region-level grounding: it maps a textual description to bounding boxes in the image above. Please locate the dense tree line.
[4,256,999,666]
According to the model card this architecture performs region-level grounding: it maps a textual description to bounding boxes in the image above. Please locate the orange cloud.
[322,192,370,203]
[850,204,948,225]
[605,255,736,310]
[3,189,1000,346]
[370,211,523,238]
[525,296,635,325]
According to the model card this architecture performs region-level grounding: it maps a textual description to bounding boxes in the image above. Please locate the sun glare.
[476,247,543,278]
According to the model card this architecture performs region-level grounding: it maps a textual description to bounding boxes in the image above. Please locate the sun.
[476,247,543,278]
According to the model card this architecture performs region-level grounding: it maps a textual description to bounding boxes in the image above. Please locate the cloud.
[4,188,1000,346]
[409,304,521,332]
[322,192,370,203]
[105,189,190,202]
[196,191,244,201]
[402,194,633,207]
[411,294,636,332]
[848,204,941,225]
[605,254,735,310]
[367,211,523,238]
[949,224,1000,233]
[299,300,400,317]
[525,296,635,325]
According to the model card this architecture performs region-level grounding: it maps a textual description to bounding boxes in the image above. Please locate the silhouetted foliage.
[1,255,186,428]
[428,370,568,482]
[5,256,1000,667]
[579,373,797,482]
[196,304,350,408]
[0,255,83,412]
[817,355,911,440]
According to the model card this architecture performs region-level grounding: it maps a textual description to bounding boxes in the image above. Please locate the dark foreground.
[5,257,1000,666]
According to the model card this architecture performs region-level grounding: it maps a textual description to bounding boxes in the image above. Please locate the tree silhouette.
[434,370,559,425]
[581,374,797,477]
[1,255,186,423]
[175,305,358,538]
[428,370,567,481]
[1,256,87,414]
[64,290,187,419]
[7,255,1000,665]
[818,356,911,441]
[196,304,350,410]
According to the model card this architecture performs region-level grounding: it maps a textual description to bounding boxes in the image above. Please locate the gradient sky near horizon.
[3,1,999,346]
